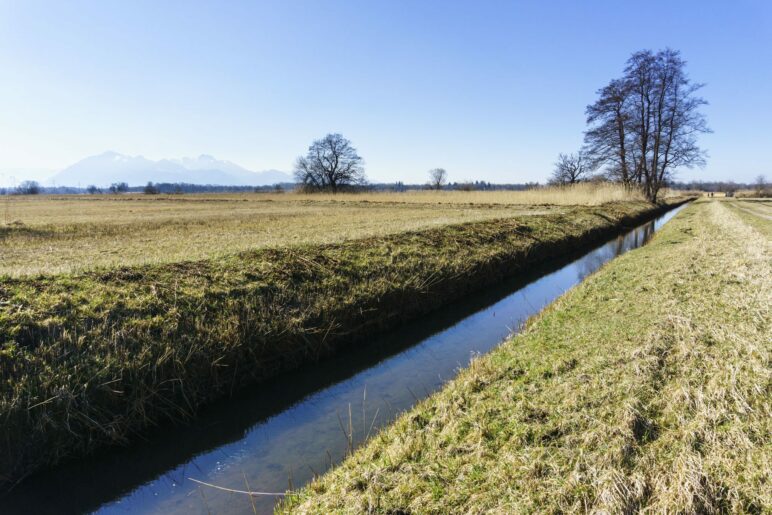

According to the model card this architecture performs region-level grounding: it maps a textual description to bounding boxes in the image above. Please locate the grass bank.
[282,199,769,513]
[0,199,685,488]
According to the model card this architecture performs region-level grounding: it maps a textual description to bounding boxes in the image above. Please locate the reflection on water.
[576,218,655,280]
[0,205,685,515]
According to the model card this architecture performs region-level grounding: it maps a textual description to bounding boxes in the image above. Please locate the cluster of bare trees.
[552,49,710,202]
[109,182,129,194]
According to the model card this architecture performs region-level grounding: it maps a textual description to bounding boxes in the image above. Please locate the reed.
[277,182,649,205]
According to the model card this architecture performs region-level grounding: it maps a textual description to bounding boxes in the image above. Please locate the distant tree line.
[367,181,542,192]
[0,184,88,195]
[0,180,46,195]
[0,180,554,196]
[669,178,768,194]
[128,182,292,194]
[0,182,295,196]
[4,178,764,197]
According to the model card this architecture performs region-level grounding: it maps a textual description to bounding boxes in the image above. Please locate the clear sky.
[1,0,770,185]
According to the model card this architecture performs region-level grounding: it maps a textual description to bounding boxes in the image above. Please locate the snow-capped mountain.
[49,151,292,187]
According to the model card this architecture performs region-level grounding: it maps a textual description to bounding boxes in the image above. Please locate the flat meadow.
[0,183,645,277]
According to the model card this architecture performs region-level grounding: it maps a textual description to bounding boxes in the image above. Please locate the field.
[283,198,770,513]
[0,185,685,488]
[0,184,644,277]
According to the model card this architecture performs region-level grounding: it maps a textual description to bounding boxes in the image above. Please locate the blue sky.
[1,0,770,185]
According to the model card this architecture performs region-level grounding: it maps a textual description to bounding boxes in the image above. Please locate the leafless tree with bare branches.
[755,174,768,197]
[549,152,589,185]
[294,133,366,193]
[428,168,448,190]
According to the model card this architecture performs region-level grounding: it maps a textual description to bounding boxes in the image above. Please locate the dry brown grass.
[0,195,552,277]
[275,183,648,205]
[282,199,770,513]
[0,184,647,277]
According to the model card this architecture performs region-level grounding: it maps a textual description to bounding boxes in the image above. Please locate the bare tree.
[428,168,448,190]
[584,79,632,185]
[584,49,710,201]
[16,180,40,195]
[143,182,159,195]
[755,174,768,197]
[294,133,366,193]
[549,152,588,185]
[86,185,100,194]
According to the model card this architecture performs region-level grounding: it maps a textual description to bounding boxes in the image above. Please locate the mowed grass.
[0,184,648,277]
[282,199,770,513]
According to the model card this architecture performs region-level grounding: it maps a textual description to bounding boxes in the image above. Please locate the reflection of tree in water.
[640,221,655,244]
[621,221,655,252]
[576,221,656,280]
[577,246,612,280]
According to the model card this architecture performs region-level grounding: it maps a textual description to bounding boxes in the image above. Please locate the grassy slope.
[283,199,770,513]
[0,200,679,487]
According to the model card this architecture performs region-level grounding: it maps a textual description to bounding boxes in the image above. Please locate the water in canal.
[0,205,686,515]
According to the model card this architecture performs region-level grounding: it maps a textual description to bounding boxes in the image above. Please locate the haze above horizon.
[1,0,770,186]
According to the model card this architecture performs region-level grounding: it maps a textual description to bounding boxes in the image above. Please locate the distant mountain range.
[47,152,292,187]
